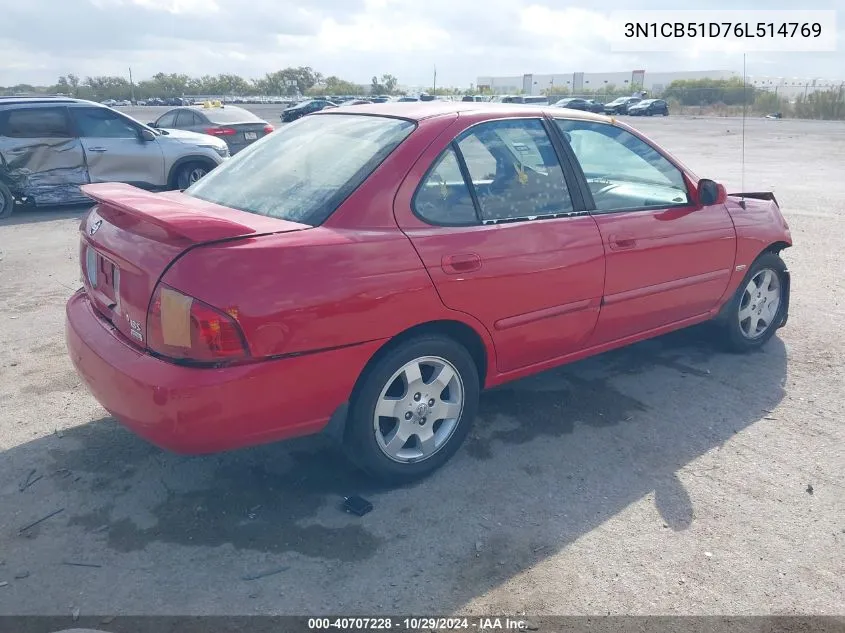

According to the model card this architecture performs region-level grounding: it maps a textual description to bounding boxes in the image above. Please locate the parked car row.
[0,96,230,218]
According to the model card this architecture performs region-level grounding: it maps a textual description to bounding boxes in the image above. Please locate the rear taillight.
[204,127,237,136]
[263,124,275,134]
[147,284,248,363]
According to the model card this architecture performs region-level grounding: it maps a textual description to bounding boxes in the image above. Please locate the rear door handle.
[88,147,108,153]
[442,253,482,274]
[609,234,637,250]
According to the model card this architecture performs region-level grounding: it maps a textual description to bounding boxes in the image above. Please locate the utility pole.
[433,65,437,95]
[129,67,136,103]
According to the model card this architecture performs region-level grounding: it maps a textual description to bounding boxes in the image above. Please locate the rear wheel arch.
[167,155,218,189]
[351,320,490,408]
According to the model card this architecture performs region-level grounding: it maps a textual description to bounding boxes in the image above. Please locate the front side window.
[185,114,415,226]
[2,108,72,138]
[555,119,690,212]
[73,107,139,138]
[457,119,574,223]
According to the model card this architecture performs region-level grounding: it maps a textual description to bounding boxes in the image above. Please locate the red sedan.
[66,102,792,482]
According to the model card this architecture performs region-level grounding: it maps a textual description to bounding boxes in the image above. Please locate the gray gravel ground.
[0,113,843,617]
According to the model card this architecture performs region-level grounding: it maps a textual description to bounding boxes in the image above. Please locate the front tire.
[719,252,788,352]
[344,335,480,483]
[175,162,210,190]
[0,182,14,219]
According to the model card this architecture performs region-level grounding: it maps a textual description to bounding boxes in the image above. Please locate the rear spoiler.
[727,191,779,208]
[80,183,258,243]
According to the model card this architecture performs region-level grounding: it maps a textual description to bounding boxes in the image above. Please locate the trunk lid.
[78,182,309,349]
[230,122,272,144]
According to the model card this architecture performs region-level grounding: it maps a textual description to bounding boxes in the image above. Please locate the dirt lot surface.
[0,114,843,617]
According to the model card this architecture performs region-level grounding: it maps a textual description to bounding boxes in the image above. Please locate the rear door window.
[456,119,574,223]
[2,107,73,138]
[155,111,177,127]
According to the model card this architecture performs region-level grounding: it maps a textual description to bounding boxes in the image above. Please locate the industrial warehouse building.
[476,70,843,98]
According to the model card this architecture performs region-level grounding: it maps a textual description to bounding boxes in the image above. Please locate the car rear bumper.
[65,290,382,454]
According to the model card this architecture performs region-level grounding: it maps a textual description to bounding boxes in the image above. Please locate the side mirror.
[698,179,726,206]
[139,128,156,142]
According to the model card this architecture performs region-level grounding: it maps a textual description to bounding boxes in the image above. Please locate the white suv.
[0,97,229,219]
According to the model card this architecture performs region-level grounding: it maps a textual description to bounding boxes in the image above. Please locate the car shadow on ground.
[1,325,787,614]
[1,203,90,226]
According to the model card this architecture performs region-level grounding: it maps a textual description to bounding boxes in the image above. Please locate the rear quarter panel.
[161,228,452,357]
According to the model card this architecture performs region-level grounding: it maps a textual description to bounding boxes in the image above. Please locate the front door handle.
[609,234,637,250]
[442,253,482,274]
[88,147,108,153]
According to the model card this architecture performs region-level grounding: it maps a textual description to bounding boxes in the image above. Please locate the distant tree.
[67,73,80,96]
[318,75,362,96]
[380,74,398,94]
[370,76,386,94]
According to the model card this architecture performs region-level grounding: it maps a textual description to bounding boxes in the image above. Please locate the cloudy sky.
[1,0,842,88]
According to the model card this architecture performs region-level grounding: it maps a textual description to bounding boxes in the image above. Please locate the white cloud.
[1,0,843,87]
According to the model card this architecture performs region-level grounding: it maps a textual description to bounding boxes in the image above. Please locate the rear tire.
[0,182,14,219]
[718,252,788,353]
[175,162,210,190]
[344,335,480,483]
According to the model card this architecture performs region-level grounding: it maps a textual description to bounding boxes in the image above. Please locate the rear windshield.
[199,107,262,123]
[184,114,415,225]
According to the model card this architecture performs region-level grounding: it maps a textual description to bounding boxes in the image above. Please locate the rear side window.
[1,108,72,138]
[185,114,415,225]
[413,147,477,226]
[175,110,202,127]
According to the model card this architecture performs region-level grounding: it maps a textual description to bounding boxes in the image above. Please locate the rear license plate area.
[244,132,257,140]
[85,246,120,308]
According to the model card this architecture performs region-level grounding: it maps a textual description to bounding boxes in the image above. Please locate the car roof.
[0,96,106,109]
[313,101,613,123]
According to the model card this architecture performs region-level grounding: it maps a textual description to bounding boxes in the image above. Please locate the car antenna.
[740,53,747,209]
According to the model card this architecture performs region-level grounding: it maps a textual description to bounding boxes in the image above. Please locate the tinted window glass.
[413,147,477,226]
[555,119,689,211]
[174,110,196,127]
[456,119,574,223]
[203,107,262,124]
[73,107,138,138]
[185,114,415,225]
[155,111,177,127]
[2,108,71,138]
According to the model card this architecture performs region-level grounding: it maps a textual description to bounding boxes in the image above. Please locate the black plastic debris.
[343,495,373,517]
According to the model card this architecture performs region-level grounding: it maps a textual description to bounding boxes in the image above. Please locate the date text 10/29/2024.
[307,617,534,631]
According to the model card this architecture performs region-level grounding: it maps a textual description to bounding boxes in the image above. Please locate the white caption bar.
[609,10,837,52]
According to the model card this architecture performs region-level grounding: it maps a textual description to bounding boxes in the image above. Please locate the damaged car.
[0,96,229,219]
[66,103,792,483]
